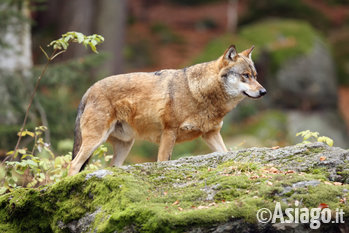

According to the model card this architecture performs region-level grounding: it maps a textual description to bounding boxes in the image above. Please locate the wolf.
[68,45,266,175]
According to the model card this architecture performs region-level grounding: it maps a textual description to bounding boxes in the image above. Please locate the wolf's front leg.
[157,129,177,161]
[202,129,228,153]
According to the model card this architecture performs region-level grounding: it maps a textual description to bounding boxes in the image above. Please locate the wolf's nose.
[259,89,267,96]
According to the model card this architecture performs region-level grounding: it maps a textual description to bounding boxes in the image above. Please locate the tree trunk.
[0,0,32,125]
[227,0,238,34]
[94,0,127,75]
[57,0,95,59]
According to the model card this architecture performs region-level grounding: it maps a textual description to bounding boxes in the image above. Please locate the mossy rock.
[1,143,348,232]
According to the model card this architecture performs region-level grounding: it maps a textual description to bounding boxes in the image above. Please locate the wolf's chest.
[179,116,223,134]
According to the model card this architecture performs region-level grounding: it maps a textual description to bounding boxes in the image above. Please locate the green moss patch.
[1,145,348,233]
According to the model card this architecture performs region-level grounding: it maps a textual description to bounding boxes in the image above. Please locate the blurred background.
[1,0,349,164]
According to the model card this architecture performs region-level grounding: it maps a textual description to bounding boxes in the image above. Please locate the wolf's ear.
[223,45,237,61]
[241,45,255,59]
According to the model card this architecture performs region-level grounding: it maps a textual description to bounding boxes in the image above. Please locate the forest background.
[1,0,349,166]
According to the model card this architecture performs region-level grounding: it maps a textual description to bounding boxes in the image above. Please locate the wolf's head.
[219,45,266,99]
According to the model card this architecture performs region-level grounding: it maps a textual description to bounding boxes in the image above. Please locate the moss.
[336,161,349,183]
[0,188,52,232]
[305,147,325,155]
[1,155,349,232]
[306,166,330,178]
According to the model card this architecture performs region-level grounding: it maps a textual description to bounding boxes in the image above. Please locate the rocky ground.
[0,143,348,232]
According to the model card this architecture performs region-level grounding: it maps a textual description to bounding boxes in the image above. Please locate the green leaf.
[55,157,62,166]
[76,32,85,43]
[39,173,45,180]
[318,136,333,147]
[303,133,312,140]
[15,169,25,175]
[25,160,38,168]
[17,149,27,154]
[6,150,14,155]
[0,187,7,195]
[88,42,97,53]
[36,125,47,131]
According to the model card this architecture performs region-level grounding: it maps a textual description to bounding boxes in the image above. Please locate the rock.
[85,169,113,180]
[58,208,102,233]
[268,40,338,110]
[0,143,348,232]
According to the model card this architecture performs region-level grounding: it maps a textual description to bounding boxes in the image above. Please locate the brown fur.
[68,45,266,175]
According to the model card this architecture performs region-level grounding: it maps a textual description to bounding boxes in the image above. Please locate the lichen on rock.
[0,143,348,232]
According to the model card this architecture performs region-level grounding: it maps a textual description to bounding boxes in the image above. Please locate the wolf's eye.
[242,73,250,79]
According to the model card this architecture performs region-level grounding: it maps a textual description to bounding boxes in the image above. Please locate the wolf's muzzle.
[259,88,267,96]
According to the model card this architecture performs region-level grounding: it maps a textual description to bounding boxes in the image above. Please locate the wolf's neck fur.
[185,59,243,118]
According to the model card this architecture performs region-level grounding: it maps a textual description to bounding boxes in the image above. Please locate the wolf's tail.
[72,93,88,171]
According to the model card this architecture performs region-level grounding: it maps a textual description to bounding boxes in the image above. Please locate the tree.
[95,0,127,75]
[0,0,34,149]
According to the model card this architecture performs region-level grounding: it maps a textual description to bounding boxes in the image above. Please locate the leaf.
[172,200,180,206]
[317,203,329,209]
[303,133,312,140]
[318,136,333,147]
[25,160,38,168]
[39,173,45,180]
[26,130,35,137]
[75,32,85,43]
[88,42,97,53]
[6,150,14,156]
[61,41,68,50]
[0,187,7,195]
[27,180,37,188]
[15,169,25,175]
[17,149,27,155]
[55,157,62,166]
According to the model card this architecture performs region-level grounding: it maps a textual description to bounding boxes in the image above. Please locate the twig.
[2,49,58,164]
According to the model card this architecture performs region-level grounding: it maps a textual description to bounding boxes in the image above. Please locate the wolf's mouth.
[242,91,261,99]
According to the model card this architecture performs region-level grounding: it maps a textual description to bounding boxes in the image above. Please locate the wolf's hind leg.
[69,138,106,176]
[202,129,228,153]
[109,136,135,167]
[69,116,115,176]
